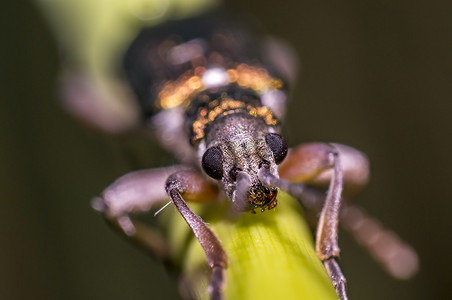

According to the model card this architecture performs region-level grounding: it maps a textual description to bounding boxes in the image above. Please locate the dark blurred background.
[2,0,451,299]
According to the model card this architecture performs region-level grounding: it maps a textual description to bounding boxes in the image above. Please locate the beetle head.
[200,113,287,212]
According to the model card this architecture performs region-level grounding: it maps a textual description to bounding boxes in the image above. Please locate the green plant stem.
[165,193,338,300]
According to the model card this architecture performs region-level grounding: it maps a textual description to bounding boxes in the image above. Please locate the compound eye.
[265,133,288,164]
[202,146,224,180]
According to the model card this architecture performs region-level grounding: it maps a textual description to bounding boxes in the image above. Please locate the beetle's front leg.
[263,142,418,287]
[165,170,228,300]
[259,143,368,300]
[93,166,185,259]
[292,144,347,300]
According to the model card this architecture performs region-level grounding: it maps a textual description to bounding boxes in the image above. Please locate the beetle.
[62,10,418,300]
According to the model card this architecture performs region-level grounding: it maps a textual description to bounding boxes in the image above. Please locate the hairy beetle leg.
[95,165,223,298]
[323,258,348,300]
[280,143,418,279]
[93,166,182,259]
[166,170,227,300]
[340,205,419,279]
[259,144,347,298]
[261,143,354,299]
[314,147,347,300]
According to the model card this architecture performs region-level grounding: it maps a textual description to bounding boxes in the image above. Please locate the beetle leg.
[93,166,183,259]
[259,143,348,299]
[286,145,347,300]
[315,149,347,300]
[165,170,228,300]
[340,204,419,279]
[278,143,370,198]
[279,143,418,279]
[260,142,418,297]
